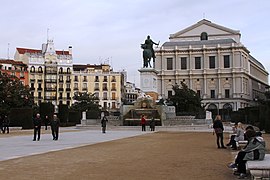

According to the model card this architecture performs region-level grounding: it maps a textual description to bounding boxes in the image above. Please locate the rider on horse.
[144,35,159,61]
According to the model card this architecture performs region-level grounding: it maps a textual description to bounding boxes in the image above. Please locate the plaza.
[0,126,269,179]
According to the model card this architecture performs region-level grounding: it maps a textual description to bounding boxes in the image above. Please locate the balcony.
[66,79,71,83]
[73,87,79,90]
[45,88,57,91]
[58,88,64,91]
[94,87,99,91]
[82,88,88,91]
[111,88,116,91]
[37,87,43,91]
[66,88,71,92]
[45,79,57,83]
[103,87,108,91]
[44,96,57,100]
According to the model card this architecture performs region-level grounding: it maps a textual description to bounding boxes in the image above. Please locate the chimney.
[68,46,72,55]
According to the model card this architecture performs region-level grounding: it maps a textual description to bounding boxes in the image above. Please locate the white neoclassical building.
[154,19,269,119]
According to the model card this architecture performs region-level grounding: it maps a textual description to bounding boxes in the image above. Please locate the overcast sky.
[0,0,270,87]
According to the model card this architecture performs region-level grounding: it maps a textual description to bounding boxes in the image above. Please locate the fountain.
[122,93,161,126]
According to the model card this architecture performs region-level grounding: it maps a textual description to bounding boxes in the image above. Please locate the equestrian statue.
[141,35,159,68]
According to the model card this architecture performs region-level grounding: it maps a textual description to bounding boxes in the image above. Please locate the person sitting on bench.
[228,129,266,179]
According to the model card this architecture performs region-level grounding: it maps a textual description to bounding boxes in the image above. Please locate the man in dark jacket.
[2,115,10,134]
[51,114,60,140]
[101,115,108,133]
[33,113,42,141]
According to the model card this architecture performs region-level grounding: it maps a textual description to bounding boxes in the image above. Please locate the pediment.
[170,19,240,39]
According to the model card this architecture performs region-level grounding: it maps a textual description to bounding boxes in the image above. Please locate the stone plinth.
[138,68,158,96]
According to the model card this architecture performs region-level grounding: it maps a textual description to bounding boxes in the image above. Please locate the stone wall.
[163,116,212,126]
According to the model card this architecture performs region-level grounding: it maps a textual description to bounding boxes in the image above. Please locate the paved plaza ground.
[0,125,269,180]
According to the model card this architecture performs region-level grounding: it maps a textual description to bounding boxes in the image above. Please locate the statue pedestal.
[138,68,158,101]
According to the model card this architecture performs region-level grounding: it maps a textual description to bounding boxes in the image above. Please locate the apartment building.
[14,40,73,106]
[73,64,125,111]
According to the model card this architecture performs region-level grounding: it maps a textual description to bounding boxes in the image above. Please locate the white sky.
[0,0,270,87]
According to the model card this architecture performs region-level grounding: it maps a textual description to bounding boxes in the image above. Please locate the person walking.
[101,114,108,133]
[141,114,146,131]
[2,115,10,134]
[33,113,42,141]
[51,114,60,140]
[213,115,226,149]
[150,117,155,131]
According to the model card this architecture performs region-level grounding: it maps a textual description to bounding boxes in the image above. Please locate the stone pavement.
[0,125,232,162]
[0,127,149,161]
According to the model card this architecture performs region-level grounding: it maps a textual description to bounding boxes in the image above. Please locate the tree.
[0,73,33,115]
[71,92,100,112]
[169,82,202,115]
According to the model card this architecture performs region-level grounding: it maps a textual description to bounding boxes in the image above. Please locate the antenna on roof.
[47,28,50,41]
[7,43,10,60]
[203,13,206,19]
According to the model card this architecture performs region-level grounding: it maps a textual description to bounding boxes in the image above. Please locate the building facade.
[14,40,73,106]
[124,81,140,104]
[73,64,125,111]
[154,19,269,119]
[0,59,29,86]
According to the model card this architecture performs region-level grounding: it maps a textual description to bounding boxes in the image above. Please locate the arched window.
[59,67,63,73]
[31,66,35,73]
[200,32,208,40]
[38,66,42,73]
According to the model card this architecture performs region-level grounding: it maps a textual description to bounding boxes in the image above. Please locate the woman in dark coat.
[213,115,226,149]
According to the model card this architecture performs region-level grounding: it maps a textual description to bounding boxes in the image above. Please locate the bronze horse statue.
[141,44,152,68]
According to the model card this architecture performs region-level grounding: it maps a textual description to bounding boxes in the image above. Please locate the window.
[103,83,107,91]
[210,90,215,98]
[181,57,187,70]
[195,57,201,69]
[38,66,42,73]
[209,56,215,69]
[103,92,108,100]
[225,89,230,98]
[168,90,172,98]
[112,102,116,109]
[104,76,107,82]
[200,32,208,40]
[224,55,230,68]
[197,90,201,97]
[74,76,78,81]
[94,83,99,90]
[95,76,99,82]
[94,92,99,98]
[30,66,35,72]
[167,58,173,70]
[112,92,116,100]
[59,67,63,73]
[83,76,87,82]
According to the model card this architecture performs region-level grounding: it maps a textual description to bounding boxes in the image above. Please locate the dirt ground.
[0,131,269,180]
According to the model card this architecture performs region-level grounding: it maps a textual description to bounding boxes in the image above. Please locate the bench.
[246,154,270,179]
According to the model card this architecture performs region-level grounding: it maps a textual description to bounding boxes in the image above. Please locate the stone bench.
[246,154,270,179]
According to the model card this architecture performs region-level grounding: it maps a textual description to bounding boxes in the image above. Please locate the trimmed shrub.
[68,111,81,124]
[39,102,54,120]
[58,104,69,124]
[9,108,33,129]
